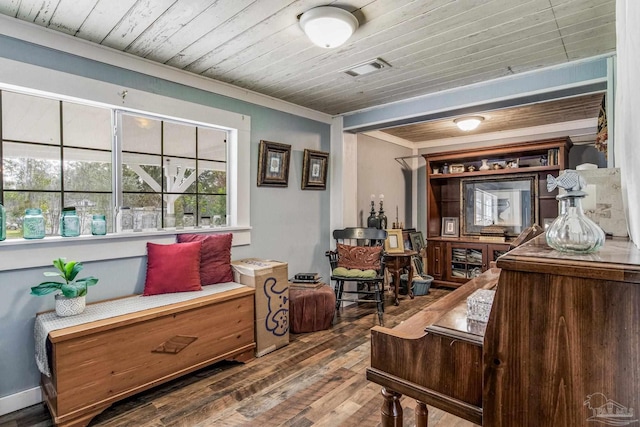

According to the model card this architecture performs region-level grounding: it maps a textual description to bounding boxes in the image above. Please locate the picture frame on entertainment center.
[461,174,538,237]
[441,217,459,237]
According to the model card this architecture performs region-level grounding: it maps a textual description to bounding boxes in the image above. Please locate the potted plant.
[30,258,99,317]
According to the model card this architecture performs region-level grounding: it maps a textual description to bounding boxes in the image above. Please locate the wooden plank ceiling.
[0,0,615,119]
[380,92,605,143]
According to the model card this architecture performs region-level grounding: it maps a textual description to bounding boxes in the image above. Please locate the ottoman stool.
[289,284,336,333]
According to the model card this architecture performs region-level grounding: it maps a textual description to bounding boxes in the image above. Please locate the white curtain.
[615,0,640,246]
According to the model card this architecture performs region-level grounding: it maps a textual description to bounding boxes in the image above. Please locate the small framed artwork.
[301,149,329,190]
[257,140,291,187]
[409,231,426,254]
[384,229,405,254]
[441,217,459,237]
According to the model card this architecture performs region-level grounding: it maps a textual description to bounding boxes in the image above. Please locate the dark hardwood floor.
[0,287,477,427]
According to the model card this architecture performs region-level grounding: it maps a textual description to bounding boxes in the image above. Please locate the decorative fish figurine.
[547,170,587,192]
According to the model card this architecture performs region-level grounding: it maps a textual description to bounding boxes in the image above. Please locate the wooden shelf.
[429,164,562,179]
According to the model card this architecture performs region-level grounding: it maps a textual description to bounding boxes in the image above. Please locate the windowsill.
[0,226,251,271]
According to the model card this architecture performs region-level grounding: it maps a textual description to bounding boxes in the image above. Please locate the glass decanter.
[545,170,605,253]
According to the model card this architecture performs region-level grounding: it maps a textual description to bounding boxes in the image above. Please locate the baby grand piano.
[367,236,640,427]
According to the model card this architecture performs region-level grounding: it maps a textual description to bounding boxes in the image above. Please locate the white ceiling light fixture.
[299,6,359,49]
[454,116,485,131]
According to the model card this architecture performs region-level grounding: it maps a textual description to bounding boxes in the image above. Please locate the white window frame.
[0,57,251,271]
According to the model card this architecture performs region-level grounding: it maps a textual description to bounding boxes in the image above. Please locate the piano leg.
[380,387,403,427]
[415,400,428,427]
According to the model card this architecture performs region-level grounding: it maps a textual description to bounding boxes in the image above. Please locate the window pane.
[121,114,161,154]
[64,148,112,192]
[198,194,227,226]
[64,193,113,234]
[3,191,61,238]
[164,194,197,228]
[63,102,112,149]
[198,160,226,194]
[164,157,196,194]
[3,142,60,190]
[122,153,161,192]
[163,121,195,157]
[2,91,60,144]
[123,193,162,210]
[198,127,226,161]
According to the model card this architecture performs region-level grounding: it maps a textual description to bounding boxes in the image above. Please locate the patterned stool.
[289,284,336,333]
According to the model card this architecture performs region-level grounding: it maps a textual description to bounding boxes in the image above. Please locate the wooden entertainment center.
[423,138,570,288]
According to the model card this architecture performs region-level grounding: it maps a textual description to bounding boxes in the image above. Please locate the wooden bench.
[38,285,255,427]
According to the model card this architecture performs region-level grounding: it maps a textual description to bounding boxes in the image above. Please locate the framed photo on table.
[409,231,425,254]
[257,140,291,187]
[384,229,405,254]
[441,217,459,237]
[301,149,329,190]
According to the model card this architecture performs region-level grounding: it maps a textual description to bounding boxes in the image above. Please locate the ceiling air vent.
[344,58,390,77]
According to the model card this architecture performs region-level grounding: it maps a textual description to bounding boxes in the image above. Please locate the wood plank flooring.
[0,288,478,427]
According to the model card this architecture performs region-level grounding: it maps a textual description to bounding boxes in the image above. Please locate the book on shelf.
[290,276,322,283]
[479,235,506,243]
[290,282,325,290]
[294,272,319,281]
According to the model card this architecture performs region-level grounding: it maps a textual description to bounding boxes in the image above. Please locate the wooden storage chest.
[40,286,255,427]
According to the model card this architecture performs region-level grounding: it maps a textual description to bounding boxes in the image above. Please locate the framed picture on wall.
[301,149,329,190]
[441,217,459,237]
[257,140,291,187]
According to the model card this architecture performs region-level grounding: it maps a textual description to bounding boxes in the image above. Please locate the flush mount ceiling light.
[454,116,485,131]
[299,6,359,49]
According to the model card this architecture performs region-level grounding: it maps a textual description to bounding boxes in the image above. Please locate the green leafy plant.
[30,258,99,298]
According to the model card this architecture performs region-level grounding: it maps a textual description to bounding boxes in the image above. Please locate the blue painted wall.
[0,36,331,399]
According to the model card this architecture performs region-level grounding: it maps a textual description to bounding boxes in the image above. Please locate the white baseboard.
[0,387,42,416]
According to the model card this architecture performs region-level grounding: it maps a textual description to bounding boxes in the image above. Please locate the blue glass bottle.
[0,203,6,241]
[60,207,80,237]
[91,214,107,235]
[23,208,45,239]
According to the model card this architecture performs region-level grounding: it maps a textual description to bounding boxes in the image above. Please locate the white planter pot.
[55,294,86,317]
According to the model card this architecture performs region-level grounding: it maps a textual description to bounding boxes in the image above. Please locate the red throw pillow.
[143,241,202,296]
[336,243,382,270]
[176,233,234,285]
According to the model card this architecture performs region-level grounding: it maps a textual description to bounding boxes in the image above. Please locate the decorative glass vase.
[183,212,195,228]
[141,206,157,231]
[60,207,80,237]
[546,193,605,253]
[23,208,45,239]
[116,207,133,233]
[91,214,107,235]
[479,159,490,171]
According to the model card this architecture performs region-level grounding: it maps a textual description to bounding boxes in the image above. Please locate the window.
[118,112,228,229]
[1,90,229,239]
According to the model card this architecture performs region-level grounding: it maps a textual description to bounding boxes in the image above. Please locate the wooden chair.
[325,227,387,325]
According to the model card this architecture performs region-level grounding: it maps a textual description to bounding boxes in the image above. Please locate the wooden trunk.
[42,287,255,427]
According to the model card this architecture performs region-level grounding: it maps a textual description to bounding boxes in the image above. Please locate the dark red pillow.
[143,241,202,296]
[336,243,382,270]
[176,233,234,285]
